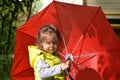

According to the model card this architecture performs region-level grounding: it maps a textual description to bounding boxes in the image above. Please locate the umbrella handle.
[65,68,74,80]
[65,59,74,80]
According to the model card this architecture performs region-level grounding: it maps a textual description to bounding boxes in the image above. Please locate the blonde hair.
[36,24,59,49]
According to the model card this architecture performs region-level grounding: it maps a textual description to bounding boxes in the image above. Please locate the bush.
[0,55,12,80]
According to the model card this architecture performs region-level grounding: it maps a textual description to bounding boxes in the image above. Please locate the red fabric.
[10,1,120,80]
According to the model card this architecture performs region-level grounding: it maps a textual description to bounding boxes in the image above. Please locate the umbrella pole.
[65,69,74,80]
[65,58,74,80]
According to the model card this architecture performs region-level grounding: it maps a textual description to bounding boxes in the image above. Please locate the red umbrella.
[10,1,120,80]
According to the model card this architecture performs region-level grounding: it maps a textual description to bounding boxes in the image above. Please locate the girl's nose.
[50,43,53,47]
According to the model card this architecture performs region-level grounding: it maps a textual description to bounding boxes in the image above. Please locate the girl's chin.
[48,50,56,54]
[49,51,54,54]
[45,50,52,53]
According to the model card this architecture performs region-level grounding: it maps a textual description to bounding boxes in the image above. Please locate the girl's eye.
[53,42,57,44]
[45,41,58,45]
[46,42,50,44]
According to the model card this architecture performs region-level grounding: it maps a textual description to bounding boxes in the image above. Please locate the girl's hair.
[36,24,59,49]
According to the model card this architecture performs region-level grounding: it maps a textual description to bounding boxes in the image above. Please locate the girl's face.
[41,35,58,54]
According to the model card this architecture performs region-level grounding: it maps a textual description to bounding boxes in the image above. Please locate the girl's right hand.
[60,60,70,71]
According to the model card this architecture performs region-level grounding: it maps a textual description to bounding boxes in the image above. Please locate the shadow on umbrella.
[75,67,102,80]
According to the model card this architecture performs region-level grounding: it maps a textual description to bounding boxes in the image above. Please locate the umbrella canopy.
[10,1,120,80]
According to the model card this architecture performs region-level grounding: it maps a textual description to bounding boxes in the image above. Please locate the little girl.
[28,24,69,80]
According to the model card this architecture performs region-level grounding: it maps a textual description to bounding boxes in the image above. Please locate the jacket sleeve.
[36,59,62,79]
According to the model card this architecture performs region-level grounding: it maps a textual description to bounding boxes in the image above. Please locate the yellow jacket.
[28,46,66,80]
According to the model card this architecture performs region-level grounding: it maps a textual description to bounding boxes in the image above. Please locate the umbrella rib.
[53,1,69,54]
[71,61,81,72]
[75,35,85,64]
[62,33,69,54]
[58,51,65,57]
[74,52,98,59]
[80,55,97,64]
[72,34,83,53]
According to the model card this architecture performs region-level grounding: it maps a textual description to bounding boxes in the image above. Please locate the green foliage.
[0,0,33,55]
[31,0,42,15]
[0,0,43,56]
[0,56,12,80]
[0,0,42,79]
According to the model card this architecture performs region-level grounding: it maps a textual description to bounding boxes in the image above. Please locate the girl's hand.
[60,60,70,71]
